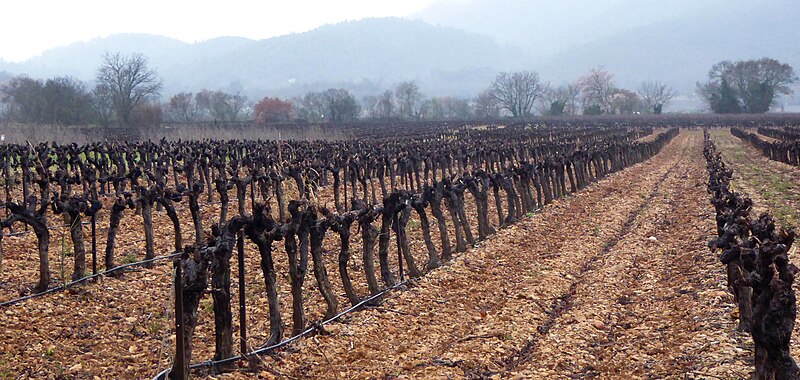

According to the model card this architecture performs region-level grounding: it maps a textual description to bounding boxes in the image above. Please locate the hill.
[416,0,800,94]
[414,0,728,57]
[536,0,800,93]
[3,2,797,103]
[0,18,531,98]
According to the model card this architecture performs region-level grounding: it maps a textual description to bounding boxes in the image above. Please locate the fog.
[0,0,798,111]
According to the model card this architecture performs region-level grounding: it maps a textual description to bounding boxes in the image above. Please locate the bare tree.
[1,76,47,123]
[377,90,394,120]
[295,92,326,122]
[195,89,212,120]
[129,101,163,127]
[538,84,581,116]
[43,77,93,125]
[638,81,676,114]
[419,98,437,120]
[608,88,642,114]
[91,84,115,127]
[2,76,93,125]
[0,98,6,121]
[490,71,545,118]
[395,81,423,120]
[195,90,248,122]
[361,95,379,119]
[227,93,249,122]
[208,91,230,121]
[558,83,582,116]
[322,88,360,122]
[473,89,501,119]
[167,92,197,122]
[442,97,471,119]
[96,52,162,125]
[578,67,615,114]
[420,96,470,120]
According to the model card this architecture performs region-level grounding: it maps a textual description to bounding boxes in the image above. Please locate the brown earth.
[0,130,775,379]
[209,131,755,379]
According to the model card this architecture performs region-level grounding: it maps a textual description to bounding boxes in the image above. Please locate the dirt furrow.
[502,132,686,374]
[509,131,750,379]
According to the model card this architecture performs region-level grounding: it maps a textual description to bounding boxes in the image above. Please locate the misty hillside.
[3,34,195,80]
[2,2,798,103]
[416,0,800,94]
[0,18,530,98]
[414,0,729,56]
[166,18,530,97]
[536,0,800,93]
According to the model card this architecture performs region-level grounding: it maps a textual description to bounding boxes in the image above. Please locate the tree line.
[0,53,163,127]
[0,52,796,127]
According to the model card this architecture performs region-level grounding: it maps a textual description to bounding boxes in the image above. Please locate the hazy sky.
[0,0,437,62]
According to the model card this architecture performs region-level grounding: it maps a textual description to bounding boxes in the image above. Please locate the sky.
[0,0,437,62]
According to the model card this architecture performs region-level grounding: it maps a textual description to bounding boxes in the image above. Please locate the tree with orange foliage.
[254,97,293,124]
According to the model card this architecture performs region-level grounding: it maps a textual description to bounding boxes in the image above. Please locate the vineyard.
[1,117,800,379]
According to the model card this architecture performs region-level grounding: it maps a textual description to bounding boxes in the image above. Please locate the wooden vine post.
[172,258,187,380]
[237,230,247,356]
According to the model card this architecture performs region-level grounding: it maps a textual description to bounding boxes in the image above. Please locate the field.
[0,116,799,379]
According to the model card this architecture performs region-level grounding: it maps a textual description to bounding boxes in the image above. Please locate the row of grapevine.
[704,130,800,378]
[732,127,800,166]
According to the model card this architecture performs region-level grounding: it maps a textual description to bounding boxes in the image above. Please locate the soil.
[0,130,783,379]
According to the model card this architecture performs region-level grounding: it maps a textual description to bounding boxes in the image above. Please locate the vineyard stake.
[237,231,247,356]
[91,213,97,276]
[395,212,404,282]
[173,258,187,380]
